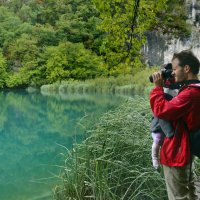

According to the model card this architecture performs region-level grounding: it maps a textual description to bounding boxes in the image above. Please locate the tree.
[32,23,58,46]
[0,0,191,88]
[18,4,37,23]
[55,0,103,53]
[42,41,104,82]
[6,34,39,87]
[42,45,69,83]
[0,49,8,88]
[92,0,189,70]
[0,7,23,48]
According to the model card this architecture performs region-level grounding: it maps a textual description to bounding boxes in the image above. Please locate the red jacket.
[150,83,200,166]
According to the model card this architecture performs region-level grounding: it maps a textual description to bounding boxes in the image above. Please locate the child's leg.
[151,141,160,169]
[151,132,164,169]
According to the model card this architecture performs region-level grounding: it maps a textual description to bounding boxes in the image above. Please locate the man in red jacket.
[150,50,200,200]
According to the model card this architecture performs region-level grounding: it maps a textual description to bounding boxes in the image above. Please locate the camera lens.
[149,63,172,83]
[149,75,153,83]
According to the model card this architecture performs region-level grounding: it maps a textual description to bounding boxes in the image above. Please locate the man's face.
[172,58,187,82]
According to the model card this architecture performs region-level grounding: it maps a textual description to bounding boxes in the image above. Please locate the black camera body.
[149,63,173,83]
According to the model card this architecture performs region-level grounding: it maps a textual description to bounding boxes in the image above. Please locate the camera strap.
[179,79,200,86]
[164,80,200,92]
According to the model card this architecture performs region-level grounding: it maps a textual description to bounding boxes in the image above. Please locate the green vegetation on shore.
[53,97,167,200]
[41,67,158,96]
[50,74,200,199]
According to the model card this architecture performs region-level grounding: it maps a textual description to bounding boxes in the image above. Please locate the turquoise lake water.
[0,91,125,200]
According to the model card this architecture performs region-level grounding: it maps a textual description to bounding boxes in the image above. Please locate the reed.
[53,96,167,200]
[40,67,158,96]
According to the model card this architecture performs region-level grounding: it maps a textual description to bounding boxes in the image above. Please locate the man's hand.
[152,72,163,87]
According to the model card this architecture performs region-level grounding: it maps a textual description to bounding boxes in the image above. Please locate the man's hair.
[172,50,200,74]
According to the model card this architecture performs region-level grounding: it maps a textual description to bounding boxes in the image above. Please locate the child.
[150,83,180,169]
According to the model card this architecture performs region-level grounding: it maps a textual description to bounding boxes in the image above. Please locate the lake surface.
[0,91,125,200]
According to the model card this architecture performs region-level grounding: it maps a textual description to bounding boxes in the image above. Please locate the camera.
[149,63,173,83]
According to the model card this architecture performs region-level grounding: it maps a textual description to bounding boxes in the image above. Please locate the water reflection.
[0,91,124,200]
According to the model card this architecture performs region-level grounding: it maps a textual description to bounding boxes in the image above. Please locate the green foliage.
[0,0,192,88]
[41,42,104,83]
[0,7,23,48]
[6,34,39,87]
[32,24,58,46]
[8,34,38,63]
[17,4,37,23]
[42,44,69,83]
[55,0,103,52]
[92,0,190,70]
[54,97,167,199]
[0,0,105,88]
[0,49,8,88]
[6,70,29,88]
[92,0,165,68]
[155,0,190,37]
[41,67,157,96]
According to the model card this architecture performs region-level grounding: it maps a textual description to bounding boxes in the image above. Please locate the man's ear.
[184,65,191,73]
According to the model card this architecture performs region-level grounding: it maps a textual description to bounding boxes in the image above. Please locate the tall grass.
[41,67,158,96]
[53,96,167,200]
